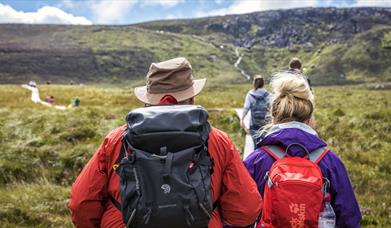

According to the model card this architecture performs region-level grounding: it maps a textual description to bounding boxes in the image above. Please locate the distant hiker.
[288,57,312,90]
[288,57,303,73]
[28,80,37,87]
[241,74,272,148]
[244,72,361,227]
[46,95,55,104]
[71,97,80,107]
[69,57,262,228]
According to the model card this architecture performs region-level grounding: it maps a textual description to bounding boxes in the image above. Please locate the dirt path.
[235,108,254,159]
[21,84,68,110]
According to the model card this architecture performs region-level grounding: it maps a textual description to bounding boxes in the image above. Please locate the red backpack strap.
[261,145,286,160]
[309,146,329,164]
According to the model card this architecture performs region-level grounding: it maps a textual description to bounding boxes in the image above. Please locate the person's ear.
[305,116,316,129]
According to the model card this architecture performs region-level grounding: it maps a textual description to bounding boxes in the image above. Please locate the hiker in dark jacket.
[288,57,312,90]
[244,72,361,227]
[241,75,272,148]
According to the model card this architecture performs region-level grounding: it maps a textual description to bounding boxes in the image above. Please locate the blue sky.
[0,0,390,25]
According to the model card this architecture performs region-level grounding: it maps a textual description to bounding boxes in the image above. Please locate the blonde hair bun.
[271,72,314,123]
[272,72,313,101]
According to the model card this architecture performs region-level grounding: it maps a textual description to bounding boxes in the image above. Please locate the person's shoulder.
[209,127,235,148]
[104,125,126,144]
[210,127,230,141]
[319,148,347,169]
[244,147,269,164]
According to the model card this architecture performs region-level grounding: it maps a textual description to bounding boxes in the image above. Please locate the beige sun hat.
[134,57,206,105]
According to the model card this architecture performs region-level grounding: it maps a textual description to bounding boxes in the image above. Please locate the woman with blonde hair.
[244,72,361,227]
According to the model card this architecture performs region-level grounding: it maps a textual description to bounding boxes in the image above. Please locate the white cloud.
[142,0,185,8]
[0,3,92,25]
[199,0,318,17]
[91,0,138,24]
[354,0,391,7]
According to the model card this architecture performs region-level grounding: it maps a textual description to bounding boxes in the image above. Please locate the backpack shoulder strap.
[309,146,329,164]
[250,93,268,101]
[261,145,286,160]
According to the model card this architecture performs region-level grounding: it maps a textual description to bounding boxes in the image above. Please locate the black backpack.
[116,105,214,228]
[250,92,271,129]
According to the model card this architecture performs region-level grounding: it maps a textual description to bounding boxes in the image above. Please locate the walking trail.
[21,84,68,110]
[235,108,254,160]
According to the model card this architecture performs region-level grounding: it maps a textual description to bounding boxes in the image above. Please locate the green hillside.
[238,26,391,85]
[0,7,390,85]
[0,25,243,85]
[138,7,391,85]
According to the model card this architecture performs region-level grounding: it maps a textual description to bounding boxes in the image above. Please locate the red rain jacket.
[69,125,262,228]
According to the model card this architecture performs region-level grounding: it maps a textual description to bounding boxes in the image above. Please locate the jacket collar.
[265,121,317,137]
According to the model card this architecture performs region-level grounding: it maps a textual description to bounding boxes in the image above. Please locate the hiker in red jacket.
[69,57,262,228]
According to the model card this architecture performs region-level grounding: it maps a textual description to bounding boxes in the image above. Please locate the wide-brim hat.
[134,57,206,105]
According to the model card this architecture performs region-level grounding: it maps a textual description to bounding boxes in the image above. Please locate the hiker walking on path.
[288,57,312,90]
[241,75,272,148]
[69,57,262,228]
[70,97,80,107]
[244,72,361,227]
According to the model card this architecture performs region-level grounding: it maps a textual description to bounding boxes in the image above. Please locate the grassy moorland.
[0,84,390,227]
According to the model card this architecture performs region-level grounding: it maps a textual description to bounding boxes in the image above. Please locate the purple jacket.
[244,121,361,228]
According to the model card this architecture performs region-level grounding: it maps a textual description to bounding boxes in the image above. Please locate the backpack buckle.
[265,172,274,188]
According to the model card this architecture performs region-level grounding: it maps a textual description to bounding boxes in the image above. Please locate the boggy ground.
[0,84,389,227]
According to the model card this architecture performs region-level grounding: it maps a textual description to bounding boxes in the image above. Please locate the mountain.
[0,7,390,85]
[138,7,391,85]
[0,25,240,84]
[138,7,391,48]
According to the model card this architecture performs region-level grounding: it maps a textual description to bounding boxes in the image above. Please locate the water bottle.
[318,193,336,228]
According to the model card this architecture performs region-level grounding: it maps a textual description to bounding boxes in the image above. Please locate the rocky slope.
[139,7,391,84]
[139,7,391,48]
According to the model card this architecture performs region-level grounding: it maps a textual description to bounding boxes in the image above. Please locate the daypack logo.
[289,203,306,228]
[161,184,171,194]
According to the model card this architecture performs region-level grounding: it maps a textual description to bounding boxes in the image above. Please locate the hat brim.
[134,78,206,105]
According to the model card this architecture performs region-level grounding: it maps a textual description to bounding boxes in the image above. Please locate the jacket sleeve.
[68,138,109,228]
[321,152,362,228]
[219,136,262,226]
[242,92,251,117]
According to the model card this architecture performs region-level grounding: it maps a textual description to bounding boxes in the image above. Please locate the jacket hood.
[258,121,327,157]
[249,88,268,98]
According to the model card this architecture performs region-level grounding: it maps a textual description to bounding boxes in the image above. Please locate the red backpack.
[257,143,329,228]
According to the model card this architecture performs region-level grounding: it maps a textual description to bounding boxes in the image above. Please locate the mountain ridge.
[0,7,390,85]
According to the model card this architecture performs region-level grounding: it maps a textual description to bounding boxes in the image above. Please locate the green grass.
[0,84,390,226]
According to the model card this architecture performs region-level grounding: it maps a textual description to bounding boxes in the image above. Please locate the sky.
[0,0,390,25]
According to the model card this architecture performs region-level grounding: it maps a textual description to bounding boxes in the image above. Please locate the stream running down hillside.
[234,47,251,81]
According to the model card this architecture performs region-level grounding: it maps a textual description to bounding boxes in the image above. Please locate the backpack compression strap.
[262,145,329,163]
